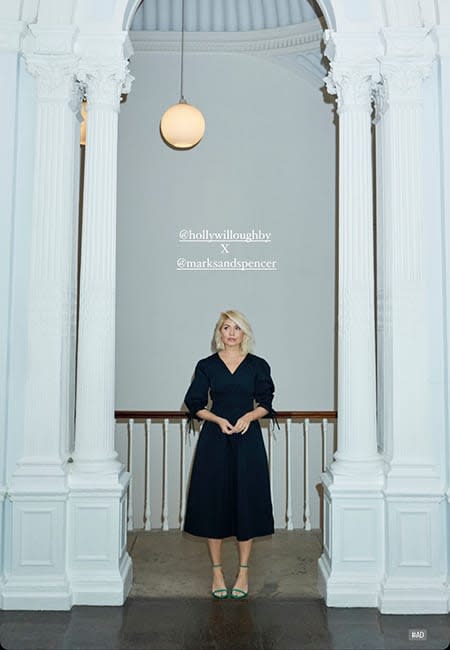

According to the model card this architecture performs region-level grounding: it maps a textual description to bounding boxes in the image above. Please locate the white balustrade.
[127,419,134,531]
[162,418,169,531]
[286,418,293,530]
[304,418,311,531]
[144,419,152,531]
[322,418,328,472]
[116,414,336,533]
[268,422,274,506]
[179,419,187,528]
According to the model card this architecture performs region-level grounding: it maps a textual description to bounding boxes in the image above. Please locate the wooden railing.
[115,410,337,533]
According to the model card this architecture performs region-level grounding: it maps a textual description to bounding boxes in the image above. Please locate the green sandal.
[211,563,228,599]
[230,563,248,599]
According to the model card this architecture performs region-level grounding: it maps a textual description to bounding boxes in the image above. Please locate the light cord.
[180,0,185,102]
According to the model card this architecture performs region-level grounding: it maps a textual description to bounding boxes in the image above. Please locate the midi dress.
[182,351,280,542]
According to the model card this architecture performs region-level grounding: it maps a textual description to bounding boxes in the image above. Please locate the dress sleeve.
[184,360,210,434]
[254,358,280,433]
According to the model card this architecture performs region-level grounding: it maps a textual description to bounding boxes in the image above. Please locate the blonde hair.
[213,310,255,354]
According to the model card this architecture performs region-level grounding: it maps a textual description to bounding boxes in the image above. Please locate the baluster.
[180,418,187,529]
[322,417,328,472]
[144,418,152,531]
[286,417,293,530]
[127,418,134,531]
[304,418,311,531]
[268,421,274,505]
[162,418,169,531]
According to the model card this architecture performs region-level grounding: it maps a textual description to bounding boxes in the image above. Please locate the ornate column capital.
[379,57,433,105]
[378,26,435,105]
[25,53,80,105]
[78,58,134,111]
[324,61,381,114]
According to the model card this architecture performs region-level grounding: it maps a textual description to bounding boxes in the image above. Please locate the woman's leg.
[232,538,253,594]
[207,538,226,593]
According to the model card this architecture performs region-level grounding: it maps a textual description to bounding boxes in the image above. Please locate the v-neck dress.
[182,352,280,541]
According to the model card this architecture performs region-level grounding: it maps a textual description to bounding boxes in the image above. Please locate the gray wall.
[115,46,336,530]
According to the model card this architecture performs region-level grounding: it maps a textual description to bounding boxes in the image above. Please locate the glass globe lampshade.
[160,100,205,149]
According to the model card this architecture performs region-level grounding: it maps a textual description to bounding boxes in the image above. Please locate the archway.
[75,0,450,613]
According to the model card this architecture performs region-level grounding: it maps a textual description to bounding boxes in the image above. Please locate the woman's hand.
[233,414,253,435]
[217,417,238,435]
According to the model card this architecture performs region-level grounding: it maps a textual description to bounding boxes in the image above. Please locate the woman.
[182,309,280,600]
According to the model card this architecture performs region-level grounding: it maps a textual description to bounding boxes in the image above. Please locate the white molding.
[130,0,322,32]
[26,24,79,55]
[129,20,323,56]
[75,31,134,60]
[128,23,326,87]
[68,469,132,606]
[0,20,26,52]
[323,29,383,61]
[379,580,449,614]
[433,26,450,57]
[380,26,435,59]
[2,495,72,610]
[1,580,72,610]
[70,551,133,606]
[270,52,327,86]
[321,468,386,493]
[318,484,385,608]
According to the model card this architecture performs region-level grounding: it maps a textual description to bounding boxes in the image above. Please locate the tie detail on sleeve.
[184,361,209,436]
[254,359,281,437]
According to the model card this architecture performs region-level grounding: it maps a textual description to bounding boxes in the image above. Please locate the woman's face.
[220,319,244,349]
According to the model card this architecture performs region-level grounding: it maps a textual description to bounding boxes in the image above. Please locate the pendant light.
[160,0,205,149]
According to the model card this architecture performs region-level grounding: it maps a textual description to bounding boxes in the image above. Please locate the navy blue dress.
[182,352,280,542]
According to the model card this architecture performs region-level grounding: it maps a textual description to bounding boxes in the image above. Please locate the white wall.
[115,45,336,530]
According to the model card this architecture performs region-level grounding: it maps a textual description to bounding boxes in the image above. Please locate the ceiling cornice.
[131,0,323,33]
[130,20,323,56]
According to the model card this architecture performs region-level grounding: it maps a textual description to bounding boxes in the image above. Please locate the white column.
[3,26,81,609]
[436,26,450,614]
[435,23,450,551]
[10,51,80,483]
[72,59,132,474]
[324,58,383,479]
[0,17,27,606]
[378,29,447,614]
[67,53,133,606]
[317,31,385,609]
[379,43,434,488]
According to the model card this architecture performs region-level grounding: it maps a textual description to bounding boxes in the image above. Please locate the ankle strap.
[212,563,222,567]
[240,563,249,567]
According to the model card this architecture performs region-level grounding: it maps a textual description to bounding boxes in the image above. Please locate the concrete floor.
[129,529,323,599]
[0,531,449,649]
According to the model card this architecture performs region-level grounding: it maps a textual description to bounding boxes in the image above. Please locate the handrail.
[114,410,337,532]
[115,410,337,419]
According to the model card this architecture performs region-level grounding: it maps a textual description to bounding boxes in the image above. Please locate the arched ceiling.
[130,0,323,32]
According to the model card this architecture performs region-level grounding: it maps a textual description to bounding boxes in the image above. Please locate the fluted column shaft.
[14,54,80,479]
[73,60,132,472]
[325,62,383,475]
[379,47,434,481]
